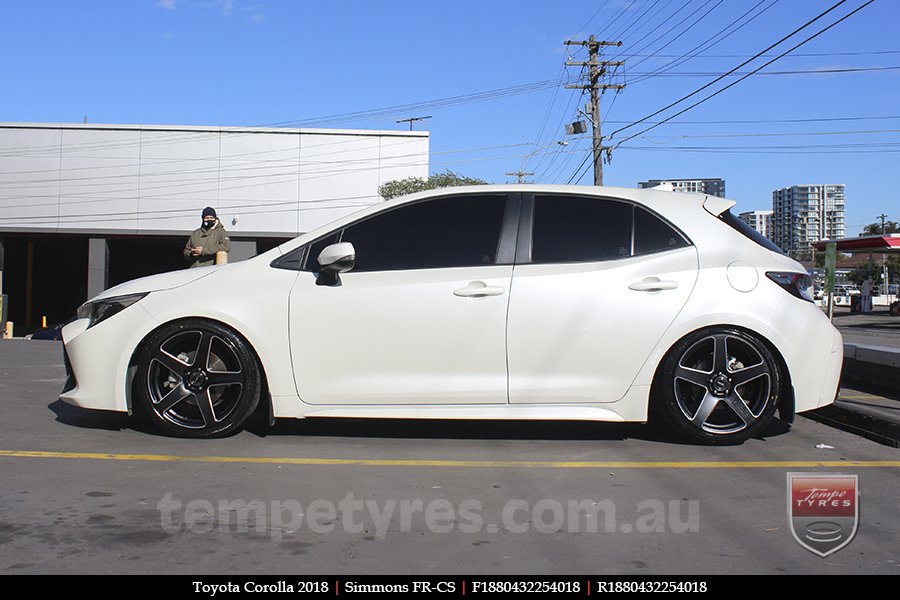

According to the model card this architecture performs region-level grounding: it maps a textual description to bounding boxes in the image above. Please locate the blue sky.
[1,0,896,235]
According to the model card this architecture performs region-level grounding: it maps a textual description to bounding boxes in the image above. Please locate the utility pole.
[877,213,888,234]
[565,36,624,186]
[506,170,535,184]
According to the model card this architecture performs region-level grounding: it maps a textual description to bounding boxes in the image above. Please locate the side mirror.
[316,242,355,286]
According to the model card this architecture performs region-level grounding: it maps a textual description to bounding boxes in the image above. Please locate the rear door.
[507,193,699,404]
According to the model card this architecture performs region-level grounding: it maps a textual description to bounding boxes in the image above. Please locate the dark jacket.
[184,221,231,268]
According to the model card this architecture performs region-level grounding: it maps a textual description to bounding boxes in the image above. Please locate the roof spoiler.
[702,195,737,217]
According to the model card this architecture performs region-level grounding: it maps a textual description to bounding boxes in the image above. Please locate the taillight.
[766,272,814,302]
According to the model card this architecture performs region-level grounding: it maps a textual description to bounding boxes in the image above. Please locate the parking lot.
[1,339,898,575]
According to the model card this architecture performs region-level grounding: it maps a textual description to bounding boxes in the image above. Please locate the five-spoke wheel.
[654,328,781,444]
[135,319,261,438]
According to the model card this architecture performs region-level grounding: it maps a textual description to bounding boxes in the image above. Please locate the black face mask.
[202,219,215,229]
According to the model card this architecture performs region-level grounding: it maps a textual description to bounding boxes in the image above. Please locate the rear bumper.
[768,299,843,414]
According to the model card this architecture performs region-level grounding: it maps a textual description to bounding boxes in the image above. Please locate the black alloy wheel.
[653,327,782,445]
[135,319,261,438]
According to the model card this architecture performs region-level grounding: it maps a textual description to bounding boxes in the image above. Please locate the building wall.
[772,184,845,261]
[0,122,429,333]
[638,178,725,198]
[0,123,429,237]
[738,210,774,240]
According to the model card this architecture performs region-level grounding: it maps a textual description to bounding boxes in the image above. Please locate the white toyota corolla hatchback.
[60,185,842,444]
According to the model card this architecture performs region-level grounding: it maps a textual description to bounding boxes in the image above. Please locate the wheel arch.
[648,323,794,423]
[126,316,273,423]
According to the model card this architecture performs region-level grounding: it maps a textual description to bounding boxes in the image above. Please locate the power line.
[639,128,900,140]
[612,0,727,71]
[605,114,900,125]
[618,49,900,58]
[624,0,779,82]
[628,65,900,77]
[608,0,856,141]
[612,0,877,147]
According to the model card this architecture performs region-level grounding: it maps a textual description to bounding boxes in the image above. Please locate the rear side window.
[634,206,690,255]
[719,210,785,255]
[530,195,690,263]
[532,195,632,263]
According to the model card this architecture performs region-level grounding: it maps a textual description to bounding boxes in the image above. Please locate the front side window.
[297,194,508,272]
[344,194,508,272]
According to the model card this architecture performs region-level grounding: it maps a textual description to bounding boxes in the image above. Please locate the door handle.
[454,281,505,297]
[628,278,678,292]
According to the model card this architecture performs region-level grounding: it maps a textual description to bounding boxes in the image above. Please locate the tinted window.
[532,195,632,263]
[339,194,508,272]
[720,210,785,255]
[633,206,690,255]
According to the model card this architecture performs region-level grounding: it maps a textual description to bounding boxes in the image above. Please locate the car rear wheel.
[653,327,781,445]
[135,319,260,438]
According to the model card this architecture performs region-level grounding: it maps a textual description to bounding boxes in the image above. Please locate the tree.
[848,258,900,286]
[861,220,899,236]
[378,170,489,200]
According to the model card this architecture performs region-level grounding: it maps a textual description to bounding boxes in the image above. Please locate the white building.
[738,210,774,240]
[0,122,429,332]
[772,184,845,261]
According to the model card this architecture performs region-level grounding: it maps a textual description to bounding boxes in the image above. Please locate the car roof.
[273,184,738,256]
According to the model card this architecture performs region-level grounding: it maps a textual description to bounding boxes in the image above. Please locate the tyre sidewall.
[653,327,782,445]
[135,319,261,438]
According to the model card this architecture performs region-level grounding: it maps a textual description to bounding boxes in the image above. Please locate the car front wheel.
[653,327,782,445]
[135,319,261,438]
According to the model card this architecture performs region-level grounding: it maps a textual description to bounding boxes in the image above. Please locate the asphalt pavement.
[0,338,898,575]
[811,307,900,447]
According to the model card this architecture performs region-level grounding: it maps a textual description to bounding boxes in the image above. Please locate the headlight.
[766,272,814,303]
[76,293,148,329]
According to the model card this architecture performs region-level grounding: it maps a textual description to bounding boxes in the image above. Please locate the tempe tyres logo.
[787,473,859,557]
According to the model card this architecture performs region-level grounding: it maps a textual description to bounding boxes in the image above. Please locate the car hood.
[92,266,222,301]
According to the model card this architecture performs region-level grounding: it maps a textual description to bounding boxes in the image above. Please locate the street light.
[506,141,569,184]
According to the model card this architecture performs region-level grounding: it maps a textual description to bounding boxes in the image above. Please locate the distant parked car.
[24,318,75,341]
[833,285,859,296]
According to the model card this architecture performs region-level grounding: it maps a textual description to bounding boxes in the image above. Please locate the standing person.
[184,206,231,268]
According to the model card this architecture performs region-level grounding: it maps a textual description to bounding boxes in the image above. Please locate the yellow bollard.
[3,322,12,339]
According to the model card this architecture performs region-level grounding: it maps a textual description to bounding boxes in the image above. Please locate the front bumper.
[59,303,159,413]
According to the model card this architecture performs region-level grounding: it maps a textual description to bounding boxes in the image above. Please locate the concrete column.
[228,240,257,263]
[87,237,109,300]
[0,238,5,327]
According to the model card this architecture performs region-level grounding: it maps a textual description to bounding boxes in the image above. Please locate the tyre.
[135,319,261,438]
[653,327,782,445]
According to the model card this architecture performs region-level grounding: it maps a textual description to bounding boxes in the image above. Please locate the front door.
[289,193,515,405]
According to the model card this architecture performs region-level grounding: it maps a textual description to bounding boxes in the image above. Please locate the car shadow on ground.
[243,411,793,446]
[48,400,156,434]
[48,400,793,446]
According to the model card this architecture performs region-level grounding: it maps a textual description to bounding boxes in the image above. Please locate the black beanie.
[202,206,217,219]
